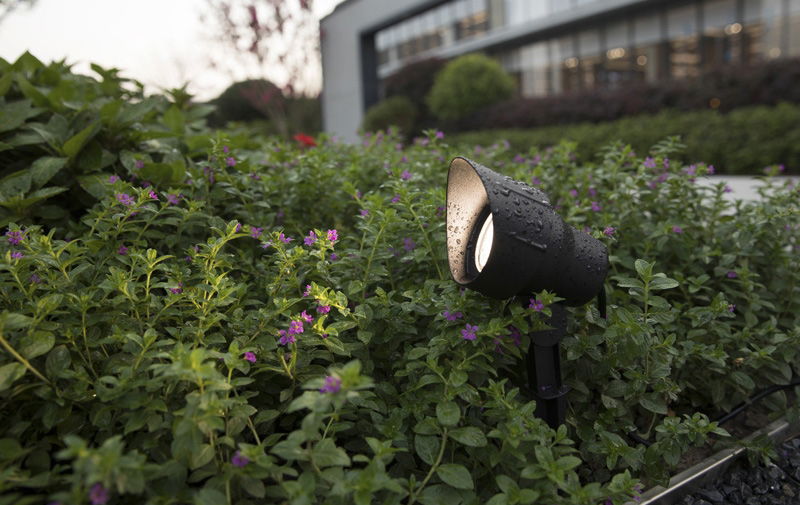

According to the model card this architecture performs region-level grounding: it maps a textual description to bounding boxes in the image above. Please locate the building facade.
[321,0,800,141]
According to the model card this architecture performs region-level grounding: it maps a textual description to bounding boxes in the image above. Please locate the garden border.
[625,417,800,505]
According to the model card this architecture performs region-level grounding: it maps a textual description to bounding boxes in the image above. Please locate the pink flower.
[391,194,401,203]
[401,169,412,180]
[117,245,128,255]
[250,227,263,239]
[727,271,737,279]
[304,230,317,246]
[116,193,135,206]
[360,209,369,217]
[316,304,331,314]
[326,229,338,242]
[148,190,158,200]
[108,175,120,183]
[226,157,236,167]
[166,194,181,205]
[672,226,683,234]
[278,330,295,346]
[243,351,256,363]
[301,310,313,323]
[231,451,249,467]
[11,251,23,260]
[135,160,145,170]
[319,375,342,393]
[303,284,312,296]
[568,189,578,197]
[590,201,602,212]
[279,233,293,244]
[603,226,615,236]
[461,324,478,340]
[289,320,304,334]
[528,299,544,311]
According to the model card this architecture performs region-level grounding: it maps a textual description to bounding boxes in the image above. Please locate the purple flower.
[116,193,135,206]
[672,226,683,234]
[260,242,271,249]
[30,274,42,284]
[603,226,615,237]
[568,189,578,198]
[461,324,479,341]
[728,304,736,313]
[6,230,23,245]
[250,172,261,180]
[401,155,408,163]
[401,169,412,180]
[317,304,331,314]
[279,233,293,244]
[289,320,304,335]
[443,310,463,321]
[304,284,312,296]
[360,209,369,217]
[89,483,109,505]
[436,206,445,217]
[435,130,444,139]
[327,229,338,242]
[727,271,737,279]
[141,181,151,188]
[329,253,338,261]
[278,330,295,346]
[590,201,602,212]
[235,223,243,233]
[166,194,180,205]
[643,157,657,169]
[663,158,671,169]
[529,299,544,311]
[708,165,715,175]
[135,160,145,170]
[147,190,157,200]
[231,451,249,467]
[531,176,542,185]
[226,156,236,167]
[391,194,401,203]
[304,230,317,246]
[243,351,256,363]
[223,145,230,153]
[724,185,733,193]
[513,154,525,163]
[319,375,342,393]
[250,227,263,239]
[403,237,416,251]
[301,310,313,323]
[684,165,697,176]
[169,285,183,294]
[117,245,128,255]
[108,175,120,183]
[11,251,23,260]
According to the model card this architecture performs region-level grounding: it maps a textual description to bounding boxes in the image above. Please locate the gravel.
[678,438,800,505]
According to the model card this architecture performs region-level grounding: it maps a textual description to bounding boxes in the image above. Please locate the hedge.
[449,103,800,175]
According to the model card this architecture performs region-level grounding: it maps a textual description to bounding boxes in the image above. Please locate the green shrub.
[362,95,418,136]
[427,53,515,121]
[449,103,800,175]
[1,56,799,505]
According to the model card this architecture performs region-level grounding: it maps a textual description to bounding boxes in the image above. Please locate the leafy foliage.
[427,53,515,122]
[362,96,418,138]
[450,103,800,175]
[0,57,799,505]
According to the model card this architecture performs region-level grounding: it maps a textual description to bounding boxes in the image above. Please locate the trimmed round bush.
[427,53,515,121]
[362,95,418,135]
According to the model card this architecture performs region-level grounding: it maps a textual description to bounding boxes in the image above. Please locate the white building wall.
[320,0,435,142]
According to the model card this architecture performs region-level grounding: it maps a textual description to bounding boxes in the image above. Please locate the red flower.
[293,133,317,148]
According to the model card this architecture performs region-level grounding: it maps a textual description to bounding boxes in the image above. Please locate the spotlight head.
[446,157,608,305]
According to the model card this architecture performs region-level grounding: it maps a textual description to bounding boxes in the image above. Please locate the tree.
[204,0,321,137]
[0,0,38,25]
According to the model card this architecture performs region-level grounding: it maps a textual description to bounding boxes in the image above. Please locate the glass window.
[633,13,664,83]
[743,0,783,61]
[519,41,550,97]
[578,29,601,89]
[702,0,742,68]
[790,0,800,56]
[667,4,700,79]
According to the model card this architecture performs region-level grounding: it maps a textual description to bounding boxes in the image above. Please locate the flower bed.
[0,55,799,505]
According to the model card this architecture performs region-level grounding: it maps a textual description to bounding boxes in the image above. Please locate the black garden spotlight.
[446,157,609,428]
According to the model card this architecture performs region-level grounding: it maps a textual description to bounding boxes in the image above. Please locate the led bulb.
[475,213,493,272]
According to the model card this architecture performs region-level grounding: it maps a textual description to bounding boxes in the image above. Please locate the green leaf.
[30,157,68,187]
[15,74,49,108]
[414,435,439,466]
[448,427,487,447]
[18,331,55,360]
[0,363,26,392]
[240,476,266,498]
[46,345,71,378]
[650,277,679,291]
[63,121,100,159]
[194,487,227,505]
[634,259,653,279]
[615,277,644,289]
[436,463,473,490]
[556,455,582,471]
[163,105,185,133]
[0,71,12,97]
[312,439,351,467]
[639,396,667,415]
[0,100,40,133]
[730,371,755,390]
[77,174,111,200]
[0,169,32,200]
[436,401,460,427]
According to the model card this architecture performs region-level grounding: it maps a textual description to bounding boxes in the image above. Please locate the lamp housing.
[446,157,608,305]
